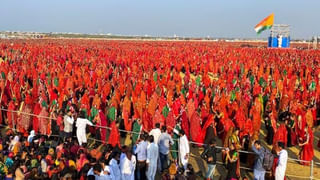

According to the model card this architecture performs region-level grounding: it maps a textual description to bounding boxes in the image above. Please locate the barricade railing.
[0,108,318,179]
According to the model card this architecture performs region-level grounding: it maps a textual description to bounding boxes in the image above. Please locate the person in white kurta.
[149,123,162,144]
[275,143,288,180]
[109,152,121,180]
[149,123,162,171]
[179,130,190,169]
[120,152,136,180]
[146,136,159,180]
[76,112,93,146]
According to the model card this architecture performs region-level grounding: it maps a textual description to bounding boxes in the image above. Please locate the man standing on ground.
[146,135,159,180]
[149,123,161,144]
[134,134,148,180]
[252,140,266,180]
[158,126,174,172]
[179,130,189,169]
[63,109,74,141]
[275,142,288,180]
[120,150,136,180]
[109,152,121,180]
[76,111,94,146]
[149,123,162,172]
[201,139,223,180]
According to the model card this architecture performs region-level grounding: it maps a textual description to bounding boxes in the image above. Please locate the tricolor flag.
[254,13,274,34]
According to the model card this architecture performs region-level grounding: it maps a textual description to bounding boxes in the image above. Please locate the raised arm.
[86,119,94,126]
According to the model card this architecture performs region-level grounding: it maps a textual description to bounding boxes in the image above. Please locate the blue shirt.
[135,141,148,161]
[252,144,265,171]
[158,132,174,155]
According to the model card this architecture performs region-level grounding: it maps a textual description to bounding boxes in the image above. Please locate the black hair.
[278,142,285,149]
[180,129,185,135]
[140,134,146,141]
[93,163,102,172]
[161,125,167,132]
[79,111,86,119]
[148,135,154,143]
[155,123,160,128]
[254,140,261,145]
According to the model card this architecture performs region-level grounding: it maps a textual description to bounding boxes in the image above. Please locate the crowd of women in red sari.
[0,39,319,176]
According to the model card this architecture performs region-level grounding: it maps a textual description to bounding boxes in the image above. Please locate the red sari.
[7,100,16,129]
[172,98,181,117]
[198,115,216,144]
[39,107,49,135]
[153,109,165,127]
[251,102,261,134]
[33,103,41,133]
[186,99,195,120]
[165,111,176,134]
[220,117,235,143]
[190,112,201,142]
[108,121,120,147]
[235,108,246,130]
[142,111,152,132]
[20,104,32,132]
[122,95,132,131]
[273,124,288,147]
[241,118,253,139]
[99,111,107,143]
[181,110,190,139]
[300,128,314,165]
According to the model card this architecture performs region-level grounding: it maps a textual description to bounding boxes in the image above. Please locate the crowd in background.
[0,39,319,179]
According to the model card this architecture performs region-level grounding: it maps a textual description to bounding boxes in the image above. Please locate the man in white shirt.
[109,152,121,180]
[146,135,159,180]
[120,151,136,180]
[149,123,162,171]
[179,130,190,169]
[63,109,74,140]
[275,142,288,180]
[134,134,148,180]
[149,123,161,144]
[158,125,174,172]
[76,111,94,146]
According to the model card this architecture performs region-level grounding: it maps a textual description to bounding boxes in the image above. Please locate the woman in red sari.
[190,111,201,142]
[273,122,287,147]
[122,94,132,131]
[108,121,120,148]
[299,126,314,165]
[99,110,107,143]
[180,108,190,139]
[20,94,33,133]
[32,102,41,133]
[39,102,49,135]
[250,98,262,135]
[200,114,216,145]
[7,99,16,129]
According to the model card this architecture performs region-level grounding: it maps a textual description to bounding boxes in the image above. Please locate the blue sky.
[1,0,319,39]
